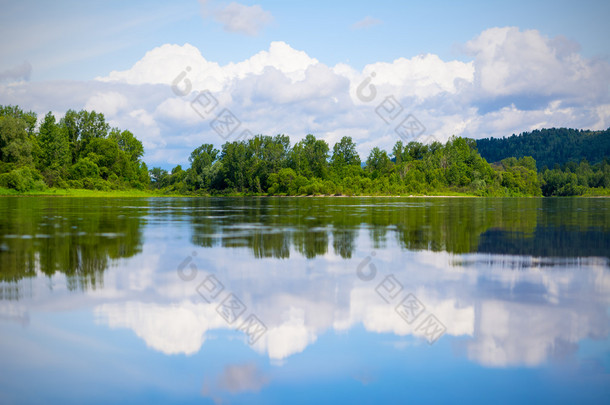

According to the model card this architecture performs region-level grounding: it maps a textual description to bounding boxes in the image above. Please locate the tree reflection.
[2,196,607,301]
[0,197,145,298]
[186,197,609,260]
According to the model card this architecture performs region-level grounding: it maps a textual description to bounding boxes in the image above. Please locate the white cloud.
[464,27,610,103]
[3,27,609,169]
[352,16,382,30]
[84,91,128,117]
[227,41,318,82]
[465,299,598,367]
[199,0,273,36]
[155,97,204,126]
[97,41,318,92]
[354,53,474,101]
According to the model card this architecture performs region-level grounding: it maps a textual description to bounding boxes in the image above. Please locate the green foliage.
[248,134,291,189]
[108,129,144,161]
[290,134,329,178]
[477,128,610,170]
[0,109,34,166]
[0,166,46,192]
[540,159,610,196]
[174,133,546,196]
[150,167,169,189]
[0,105,37,135]
[37,112,70,185]
[1,104,607,197]
[331,136,360,169]
[496,156,542,196]
[0,105,150,192]
[70,157,100,180]
[186,144,220,190]
[219,140,250,192]
[268,168,299,194]
[366,147,392,178]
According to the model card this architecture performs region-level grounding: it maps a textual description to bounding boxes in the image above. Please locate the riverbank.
[0,187,490,198]
[2,187,608,198]
[0,187,190,198]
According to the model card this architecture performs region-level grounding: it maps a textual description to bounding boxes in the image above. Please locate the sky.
[1,0,609,169]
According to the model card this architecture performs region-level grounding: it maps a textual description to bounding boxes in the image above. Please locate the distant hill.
[476,128,610,170]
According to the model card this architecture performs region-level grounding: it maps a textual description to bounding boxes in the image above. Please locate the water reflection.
[90,247,609,367]
[185,198,609,259]
[0,197,609,403]
[1,198,608,299]
[0,198,145,299]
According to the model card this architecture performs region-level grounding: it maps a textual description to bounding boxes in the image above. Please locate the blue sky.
[1,0,609,168]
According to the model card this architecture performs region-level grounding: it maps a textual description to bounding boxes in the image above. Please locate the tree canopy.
[1,104,608,197]
[0,105,148,191]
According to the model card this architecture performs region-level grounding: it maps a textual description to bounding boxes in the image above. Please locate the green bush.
[0,162,15,174]
[82,178,95,190]
[0,167,44,192]
[67,179,83,189]
[70,157,100,180]
[93,178,111,191]
[56,179,69,189]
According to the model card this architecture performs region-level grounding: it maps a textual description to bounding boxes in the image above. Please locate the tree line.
[1,105,608,196]
[0,105,148,192]
[151,134,545,196]
[476,128,610,170]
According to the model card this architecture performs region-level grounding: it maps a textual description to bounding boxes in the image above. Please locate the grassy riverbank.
[3,186,608,198]
[0,187,191,197]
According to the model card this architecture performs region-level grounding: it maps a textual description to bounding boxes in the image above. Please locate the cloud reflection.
[89,244,609,366]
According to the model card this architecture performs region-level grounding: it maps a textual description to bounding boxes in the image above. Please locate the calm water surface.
[0,197,609,404]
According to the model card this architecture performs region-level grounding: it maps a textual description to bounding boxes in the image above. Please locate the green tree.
[0,115,32,166]
[331,136,360,168]
[289,134,329,179]
[109,129,144,162]
[37,112,70,185]
[70,157,100,180]
[149,167,169,189]
[60,109,110,162]
[187,144,220,191]
[248,134,290,189]
[366,147,392,178]
[220,141,250,192]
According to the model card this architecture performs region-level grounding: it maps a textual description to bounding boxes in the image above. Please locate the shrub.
[82,177,95,190]
[70,157,100,180]
[0,167,44,192]
[67,179,83,189]
[93,178,110,191]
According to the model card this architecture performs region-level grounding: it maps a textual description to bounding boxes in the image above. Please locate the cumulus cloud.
[464,27,610,106]
[352,16,382,30]
[2,27,609,169]
[199,0,273,36]
[97,41,317,91]
[84,91,128,116]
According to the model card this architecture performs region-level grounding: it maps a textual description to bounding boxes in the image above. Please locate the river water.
[0,197,608,404]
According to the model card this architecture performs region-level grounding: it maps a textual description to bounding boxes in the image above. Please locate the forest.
[1,105,609,197]
[477,128,610,170]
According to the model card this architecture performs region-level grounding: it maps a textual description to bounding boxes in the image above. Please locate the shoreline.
[1,189,607,198]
